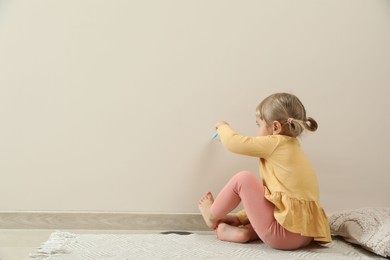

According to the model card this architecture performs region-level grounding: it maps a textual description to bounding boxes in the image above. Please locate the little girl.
[199,93,331,250]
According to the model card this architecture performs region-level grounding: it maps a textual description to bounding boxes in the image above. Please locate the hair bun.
[306,117,318,131]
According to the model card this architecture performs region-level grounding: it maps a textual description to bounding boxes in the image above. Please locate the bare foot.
[216,223,258,243]
[198,192,219,229]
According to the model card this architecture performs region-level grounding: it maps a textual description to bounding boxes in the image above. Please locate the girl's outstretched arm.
[216,124,276,158]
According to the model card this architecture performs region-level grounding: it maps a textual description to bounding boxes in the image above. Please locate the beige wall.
[1,0,389,214]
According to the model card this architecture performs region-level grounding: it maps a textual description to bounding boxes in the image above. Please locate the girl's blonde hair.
[256,93,318,137]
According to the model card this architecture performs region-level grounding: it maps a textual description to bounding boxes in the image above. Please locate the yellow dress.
[217,124,331,243]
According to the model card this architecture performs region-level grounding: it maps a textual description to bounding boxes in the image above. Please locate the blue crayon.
[211,132,218,140]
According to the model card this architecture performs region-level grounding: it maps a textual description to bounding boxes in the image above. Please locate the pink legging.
[211,171,312,250]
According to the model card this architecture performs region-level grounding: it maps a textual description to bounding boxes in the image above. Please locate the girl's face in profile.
[256,117,273,136]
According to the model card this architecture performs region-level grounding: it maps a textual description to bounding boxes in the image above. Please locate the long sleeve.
[217,124,277,158]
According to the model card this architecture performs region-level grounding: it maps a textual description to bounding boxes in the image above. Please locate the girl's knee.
[233,171,259,186]
[234,171,255,181]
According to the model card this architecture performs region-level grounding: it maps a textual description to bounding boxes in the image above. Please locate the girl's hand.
[215,121,229,130]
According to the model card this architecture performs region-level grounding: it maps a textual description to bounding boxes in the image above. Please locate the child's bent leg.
[210,171,276,228]
[209,171,312,249]
[216,223,258,243]
[202,171,312,249]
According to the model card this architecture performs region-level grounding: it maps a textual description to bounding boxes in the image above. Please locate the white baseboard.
[0,211,209,231]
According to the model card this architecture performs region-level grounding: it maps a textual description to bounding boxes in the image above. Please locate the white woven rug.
[28,231,385,260]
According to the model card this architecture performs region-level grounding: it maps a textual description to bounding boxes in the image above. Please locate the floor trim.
[0,211,209,231]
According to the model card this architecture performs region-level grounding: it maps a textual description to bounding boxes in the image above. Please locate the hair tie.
[287,118,294,124]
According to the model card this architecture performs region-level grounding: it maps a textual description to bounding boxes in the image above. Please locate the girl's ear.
[272,121,282,135]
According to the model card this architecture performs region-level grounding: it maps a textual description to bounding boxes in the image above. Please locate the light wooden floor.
[0,229,213,260]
